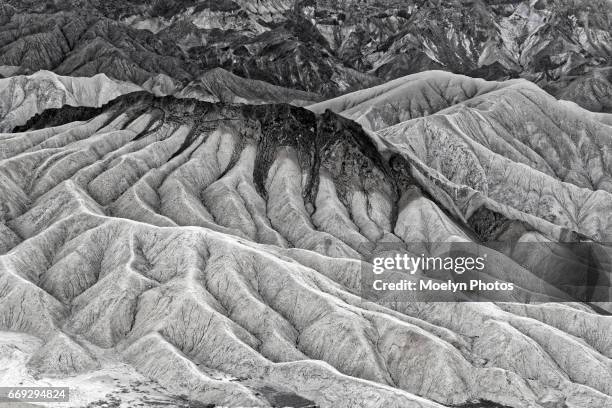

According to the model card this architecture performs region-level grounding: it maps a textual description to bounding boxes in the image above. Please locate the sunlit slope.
[308,71,512,130]
[0,71,142,132]
[0,81,611,407]
[311,71,612,241]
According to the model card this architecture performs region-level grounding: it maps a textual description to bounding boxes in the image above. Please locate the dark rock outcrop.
[2,0,611,109]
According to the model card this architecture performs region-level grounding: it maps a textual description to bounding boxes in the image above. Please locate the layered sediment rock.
[1,72,611,407]
[0,71,142,132]
[2,0,611,109]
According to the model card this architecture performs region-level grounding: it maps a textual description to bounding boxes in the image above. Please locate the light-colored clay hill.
[0,69,321,136]
[176,68,321,106]
[308,71,512,130]
[0,71,142,132]
[0,73,611,407]
[311,71,612,241]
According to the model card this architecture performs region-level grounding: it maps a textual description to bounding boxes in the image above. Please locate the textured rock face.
[311,71,612,239]
[1,2,611,406]
[309,71,510,130]
[0,3,197,84]
[1,0,611,109]
[0,71,611,407]
[0,69,320,134]
[0,0,379,97]
[175,68,321,106]
[382,82,612,218]
[306,0,612,109]
[0,71,142,132]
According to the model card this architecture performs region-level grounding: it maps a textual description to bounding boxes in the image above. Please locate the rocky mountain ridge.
[1,0,611,110]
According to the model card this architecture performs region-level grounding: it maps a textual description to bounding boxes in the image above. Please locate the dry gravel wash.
[0,74,611,407]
